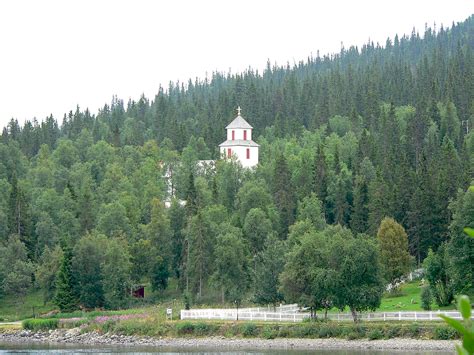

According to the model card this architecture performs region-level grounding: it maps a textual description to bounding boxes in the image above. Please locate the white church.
[163,107,258,207]
[219,107,259,168]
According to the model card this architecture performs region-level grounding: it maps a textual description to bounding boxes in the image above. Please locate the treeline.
[0,17,473,312]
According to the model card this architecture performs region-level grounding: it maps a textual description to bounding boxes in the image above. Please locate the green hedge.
[75,318,464,340]
[22,318,58,331]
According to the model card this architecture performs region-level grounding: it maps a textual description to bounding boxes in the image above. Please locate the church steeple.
[219,107,259,168]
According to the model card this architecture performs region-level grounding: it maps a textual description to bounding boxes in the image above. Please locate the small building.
[219,107,259,168]
[131,285,145,298]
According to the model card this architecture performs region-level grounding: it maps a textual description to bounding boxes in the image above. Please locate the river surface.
[0,342,452,354]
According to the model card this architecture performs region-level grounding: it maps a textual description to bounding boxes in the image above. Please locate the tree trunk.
[199,272,202,299]
[350,307,358,322]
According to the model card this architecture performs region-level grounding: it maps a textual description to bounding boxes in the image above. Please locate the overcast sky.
[0,0,472,128]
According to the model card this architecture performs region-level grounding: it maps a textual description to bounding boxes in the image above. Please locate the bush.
[406,323,421,337]
[346,331,363,340]
[278,326,290,338]
[100,320,117,333]
[261,325,278,339]
[318,324,341,338]
[175,321,195,335]
[241,323,258,337]
[421,287,432,311]
[294,323,318,338]
[194,322,218,336]
[367,328,383,340]
[22,318,58,331]
[434,326,458,340]
[384,324,401,339]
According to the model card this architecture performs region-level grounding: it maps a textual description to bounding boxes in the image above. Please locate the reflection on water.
[0,342,452,354]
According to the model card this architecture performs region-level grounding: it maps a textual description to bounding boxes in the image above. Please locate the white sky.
[0,0,472,128]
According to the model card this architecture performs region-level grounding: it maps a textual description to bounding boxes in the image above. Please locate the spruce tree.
[273,154,295,237]
[54,246,78,312]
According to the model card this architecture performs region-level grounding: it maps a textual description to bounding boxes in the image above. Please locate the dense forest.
[0,16,473,313]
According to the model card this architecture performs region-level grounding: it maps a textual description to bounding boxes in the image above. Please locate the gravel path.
[0,329,459,352]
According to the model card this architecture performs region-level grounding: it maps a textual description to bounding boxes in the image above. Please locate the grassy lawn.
[0,289,55,322]
[378,281,454,312]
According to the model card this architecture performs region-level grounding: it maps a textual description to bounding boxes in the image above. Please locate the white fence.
[326,310,473,322]
[180,308,473,323]
[240,304,300,313]
[180,308,306,322]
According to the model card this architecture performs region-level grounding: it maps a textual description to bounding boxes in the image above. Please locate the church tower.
[219,107,259,168]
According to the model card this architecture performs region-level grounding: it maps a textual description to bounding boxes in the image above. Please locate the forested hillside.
[0,16,473,312]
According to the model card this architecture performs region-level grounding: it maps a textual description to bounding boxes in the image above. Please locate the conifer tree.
[54,246,79,312]
[273,154,295,236]
[185,172,198,217]
[313,144,329,220]
[447,187,474,294]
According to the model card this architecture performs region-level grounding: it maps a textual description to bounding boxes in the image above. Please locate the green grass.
[22,318,58,331]
[0,289,56,322]
[378,281,455,312]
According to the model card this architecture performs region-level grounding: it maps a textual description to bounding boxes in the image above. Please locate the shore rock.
[0,329,458,351]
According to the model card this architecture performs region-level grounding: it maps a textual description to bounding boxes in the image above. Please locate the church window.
[232,130,235,140]
[228,148,232,158]
[246,148,250,159]
[244,130,247,140]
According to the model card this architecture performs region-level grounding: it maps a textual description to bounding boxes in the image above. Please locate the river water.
[0,342,452,354]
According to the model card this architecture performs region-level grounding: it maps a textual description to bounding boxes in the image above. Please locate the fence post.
[293,314,296,322]
[264,313,267,321]
[398,312,401,321]
[429,311,432,320]
[280,312,282,321]
[383,313,386,321]
[415,312,417,321]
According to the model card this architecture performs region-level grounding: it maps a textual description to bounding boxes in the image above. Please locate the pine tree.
[273,154,295,236]
[313,144,329,220]
[447,187,474,294]
[54,246,79,312]
[351,174,370,234]
[185,172,198,217]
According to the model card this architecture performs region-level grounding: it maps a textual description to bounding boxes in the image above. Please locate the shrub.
[241,323,258,337]
[261,326,278,339]
[385,324,401,338]
[318,325,332,338]
[175,321,195,335]
[295,323,319,338]
[194,322,218,336]
[406,323,421,337]
[434,326,459,340]
[22,318,59,331]
[100,320,117,333]
[278,326,290,338]
[368,328,383,340]
[421,287,432,311]
[346,331,363,340]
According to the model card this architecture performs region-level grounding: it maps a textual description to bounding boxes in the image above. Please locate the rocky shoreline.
[0,329,459,352]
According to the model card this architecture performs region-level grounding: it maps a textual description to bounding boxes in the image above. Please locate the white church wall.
[226,128,252,141]
[220,145,258,168]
